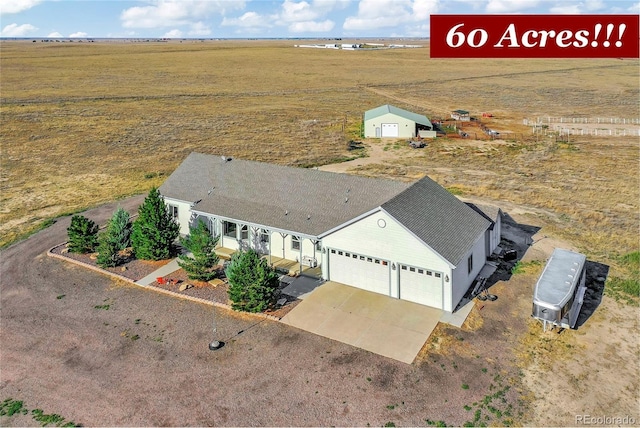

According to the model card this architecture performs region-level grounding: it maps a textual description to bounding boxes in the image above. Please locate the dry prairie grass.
[1,40,638,263]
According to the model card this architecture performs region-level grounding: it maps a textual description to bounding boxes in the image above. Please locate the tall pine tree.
[131,187,179,261]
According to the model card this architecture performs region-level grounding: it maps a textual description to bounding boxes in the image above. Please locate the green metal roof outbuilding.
[364,104,433,138]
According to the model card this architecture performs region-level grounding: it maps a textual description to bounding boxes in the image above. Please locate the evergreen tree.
[67,215,99,254]
[96,229,120,268]
[178,220,220,282]
[131,187,180,261]
[96,207,132,268]
[110,207,132,251]
[226,249,280,312]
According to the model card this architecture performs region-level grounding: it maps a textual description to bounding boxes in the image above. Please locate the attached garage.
[328,249,390,296]
[381,123,399,137]
[398,264,444,309]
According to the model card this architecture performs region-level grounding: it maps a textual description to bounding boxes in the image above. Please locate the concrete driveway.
[280,282,442,363]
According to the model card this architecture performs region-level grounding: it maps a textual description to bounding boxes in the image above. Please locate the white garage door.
[328,249,390,296]
[381,123,399,137]
[399,264,443,309]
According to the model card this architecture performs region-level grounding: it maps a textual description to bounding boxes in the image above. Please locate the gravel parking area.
[1,196,530,427]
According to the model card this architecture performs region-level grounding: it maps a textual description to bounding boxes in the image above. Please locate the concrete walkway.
[281,281,442,364]
[136,258,182,285]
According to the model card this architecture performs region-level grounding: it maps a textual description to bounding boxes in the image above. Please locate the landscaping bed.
[49,243,300,319]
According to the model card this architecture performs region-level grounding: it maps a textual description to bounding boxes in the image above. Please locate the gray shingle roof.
[159,153,410,237]
[465,202,502,224]
[382,177,491,266]
[364,104,432,127]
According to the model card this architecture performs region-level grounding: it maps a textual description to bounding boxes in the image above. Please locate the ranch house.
[159,153,502,313]
[364,104,435,138]
[451,109,471,121]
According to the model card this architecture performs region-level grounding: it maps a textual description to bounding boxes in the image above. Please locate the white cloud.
[280,0,319,22]
[221,11,273,28]
[188,22,211,36]
[1,23,38,36]
[485,0,541,13]
[164,29,183,38]
[549,0,607,13]
[69,32,88,38]
[0,0,42,15]
[344,0,437,31]
[121,0,245,29]
[629,2,640,12]
[288,19,335,32]
[48,31,64,38]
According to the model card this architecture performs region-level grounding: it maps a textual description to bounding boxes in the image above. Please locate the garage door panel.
[381,123,399,137]
[329,250,389,296]
[399,265,443,309]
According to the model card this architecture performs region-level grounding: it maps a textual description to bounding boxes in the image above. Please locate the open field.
[1,40,639,426]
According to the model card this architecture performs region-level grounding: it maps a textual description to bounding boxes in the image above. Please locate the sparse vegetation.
[1,398,77,427]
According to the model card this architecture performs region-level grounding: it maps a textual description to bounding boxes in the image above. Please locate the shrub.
[226,249,280,312]
[131,187,179,261]
[67,215,98,253]
[178,220,220,282]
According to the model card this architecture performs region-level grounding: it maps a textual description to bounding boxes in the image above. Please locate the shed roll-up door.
[381,123,399,137]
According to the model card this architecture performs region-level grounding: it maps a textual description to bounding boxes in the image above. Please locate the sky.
[1,0,639,39]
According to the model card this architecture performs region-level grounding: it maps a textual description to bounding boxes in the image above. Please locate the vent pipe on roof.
[345,197,349,203]
[285,210,289,215]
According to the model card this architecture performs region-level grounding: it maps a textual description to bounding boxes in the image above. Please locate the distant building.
[451,109,471,121]
[364,104,434,138]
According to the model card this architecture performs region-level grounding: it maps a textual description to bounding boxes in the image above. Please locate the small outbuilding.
[364,104,434,138]
[451,109,471,121]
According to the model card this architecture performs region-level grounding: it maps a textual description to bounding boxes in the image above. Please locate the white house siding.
[322,210,453,310]
[451,233,486,311]
[365,113,417,138]
[163,198,193,236]
[490,213,502,254]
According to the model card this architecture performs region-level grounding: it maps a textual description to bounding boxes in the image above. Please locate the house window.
[292,236,301,251]
[401,265,407,270]
[168,204,178,220]
[359,255,365,260]
[375,259,380,264]
[352,254,357,259]
[382,261,388,266]
[331,249,336,254]
[223,221,236,239]
[427,271,433,276]
[468,254,473,274]
[367,257,373,262]
[260,229,269,243]
[418,269,424,274]
[345,252,351,257]
[409,267,415,272]
[435,273,441,278]
[240,225,249,241]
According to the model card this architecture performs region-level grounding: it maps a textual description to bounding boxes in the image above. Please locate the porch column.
[279,232,288,260]
[299,236,303,275]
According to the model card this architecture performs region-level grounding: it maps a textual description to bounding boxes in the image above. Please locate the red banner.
[430,14,640,58]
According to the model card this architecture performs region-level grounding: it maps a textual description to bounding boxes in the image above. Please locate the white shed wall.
[364,113,417,138]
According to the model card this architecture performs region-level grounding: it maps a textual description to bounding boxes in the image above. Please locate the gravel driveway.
[0,195,528,427]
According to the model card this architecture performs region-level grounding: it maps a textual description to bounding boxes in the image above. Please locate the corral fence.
[524,117,640,125]
[524,117,640,138]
